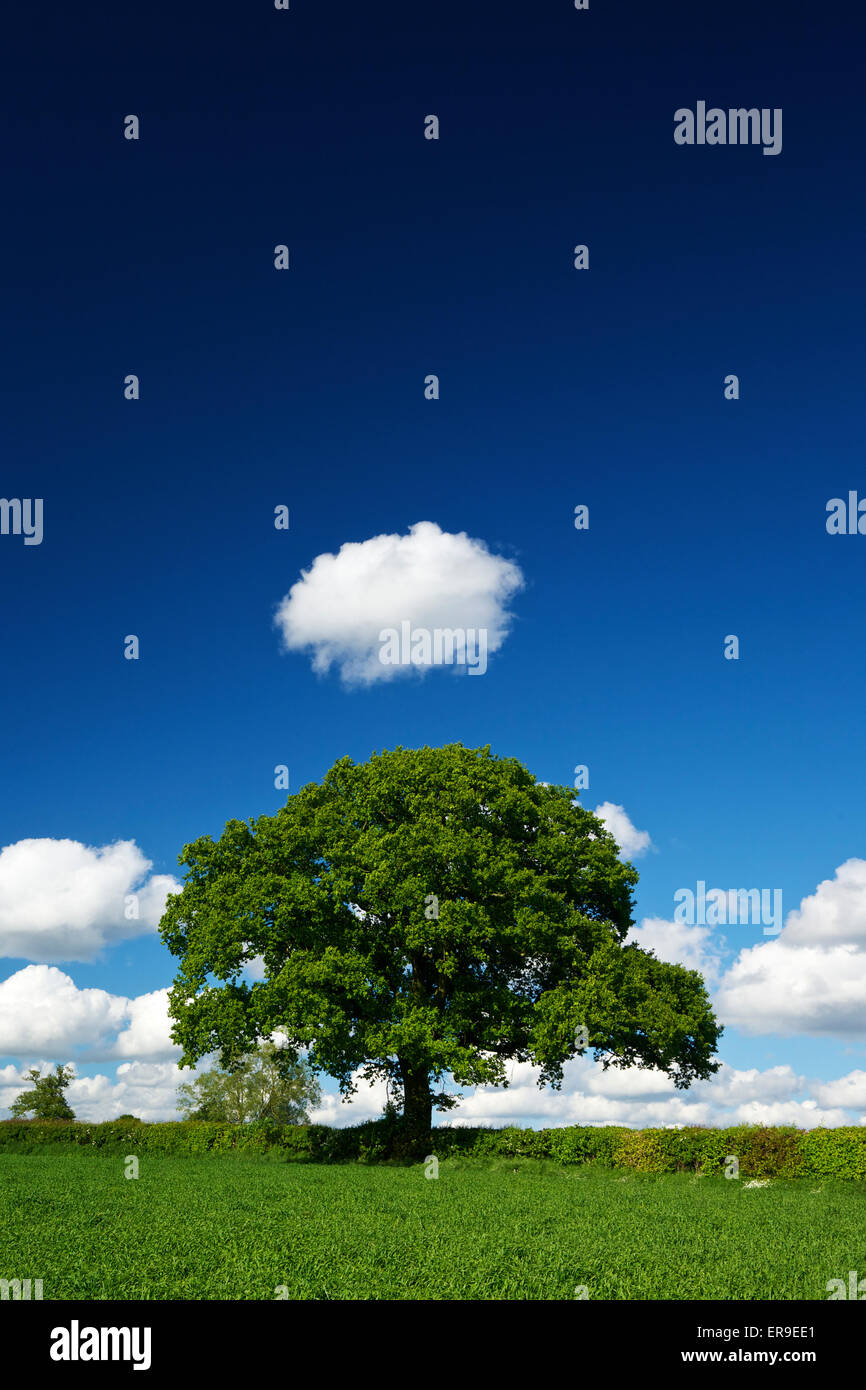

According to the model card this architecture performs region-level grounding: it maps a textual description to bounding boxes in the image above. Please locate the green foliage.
[612,1128,669,1172]
[736,1126,805,1179]
[798,1127,866,1181]
[2,1119,866,1180]
[159,743,722,1136]
[176,1043,321,1124]
[9,1065,75,1120]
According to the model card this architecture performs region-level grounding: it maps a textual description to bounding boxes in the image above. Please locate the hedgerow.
[2,1117,865,1178]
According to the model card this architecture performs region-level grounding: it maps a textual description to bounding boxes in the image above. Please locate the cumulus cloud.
[593,803,653,859]
[780,859,866,946]
[715,860,866,1035]
[706,1064,805,1106]
[0,838,180,962]
[308,1074,391,1127]
[626,917,726,986]
[811,1071,866,1110]
[0,966,180,1061]
[1,1054,855,1129]
[63,1062,197,1123]
[112,989,180,1059]
[274,520,524,684]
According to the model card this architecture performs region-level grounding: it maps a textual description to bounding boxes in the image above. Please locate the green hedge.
[3,1117,866,1178]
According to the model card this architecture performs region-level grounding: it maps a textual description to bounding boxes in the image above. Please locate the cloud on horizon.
[2,1054,857,1130]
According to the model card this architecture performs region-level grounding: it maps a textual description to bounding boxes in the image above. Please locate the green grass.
[2,1152,865,1299]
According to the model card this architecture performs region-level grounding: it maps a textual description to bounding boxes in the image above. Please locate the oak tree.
[160,744,721,1143]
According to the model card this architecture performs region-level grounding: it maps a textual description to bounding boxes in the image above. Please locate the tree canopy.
[160,744,721,1140]
[10,1064,75,1120]
[176,1042,321,1123]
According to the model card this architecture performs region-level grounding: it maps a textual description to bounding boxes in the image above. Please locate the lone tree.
[10,1064,76,1120]
[176,1042,321,1124]
[160,744,721,1145]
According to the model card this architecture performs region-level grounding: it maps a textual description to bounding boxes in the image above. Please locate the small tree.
[176,1043,320,1124]
[10,1064,76,1120]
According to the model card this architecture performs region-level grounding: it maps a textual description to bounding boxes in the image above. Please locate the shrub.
[2,1119,866,1178]
[612,1128,669,1173]
[799,1126,866,1181]
[737,1126,804,1179]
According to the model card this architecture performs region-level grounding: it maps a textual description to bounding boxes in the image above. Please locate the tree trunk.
[398,1060,432,1155]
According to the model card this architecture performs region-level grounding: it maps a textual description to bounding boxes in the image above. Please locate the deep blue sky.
[2,0,865,1123]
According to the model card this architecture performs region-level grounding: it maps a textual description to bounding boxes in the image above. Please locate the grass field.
[2,1153,864,1300]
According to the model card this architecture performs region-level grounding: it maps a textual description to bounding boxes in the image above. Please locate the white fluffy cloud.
[308,1074,391,1127]
[715,860,866,1035]
[0,966,180,1061]
[811,1071,866,1109]
[274,520,524,684]
[64,1062,196,1123]
[780,859,866,946]
[626,917,726,986]
[112,988,180,1059]
[593,803,653,858]
[0,838,179,962]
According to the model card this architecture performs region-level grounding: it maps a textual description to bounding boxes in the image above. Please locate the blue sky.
[2,0,865,1128]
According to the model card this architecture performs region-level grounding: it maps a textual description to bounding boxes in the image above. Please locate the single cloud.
[626,916,725,986]
[0,966,180,1061]
[274,520,524,684]
[715,860,866,1036]
[811,1071,866,1109]
[781,859,866,946]
[112,988,181,1059]
[0,838,179,962]
[593,803,654,858]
